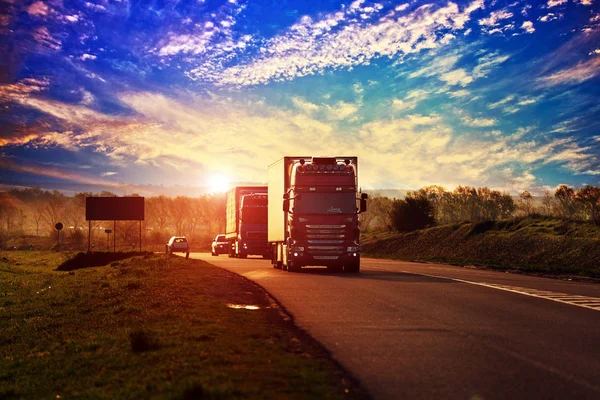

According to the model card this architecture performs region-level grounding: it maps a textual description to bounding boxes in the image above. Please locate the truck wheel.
[186,252,190,259]
[287,259,301,273]
[239,254,247,259]
[165,245,169,254]
[345,262,360,273]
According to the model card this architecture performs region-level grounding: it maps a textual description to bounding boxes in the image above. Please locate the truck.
[225,186,270,258]
[268,156,367,273]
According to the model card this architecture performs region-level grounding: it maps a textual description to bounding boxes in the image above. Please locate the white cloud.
[292,97,320,113]
[539,13,561,22]
[391,99,417,112]
[488,95,515,109]
[537,56,600,87]
[479,9,513,27]
[196,0,485,86]
[462,116,497,127]
[440,68,473,86]
[448,89,470,98]
[547,0,568,8]
[325,101,359,120]
[80,54,96,61]
[521,21,535,33]
[101,172,118,177]
[473,52,510,78]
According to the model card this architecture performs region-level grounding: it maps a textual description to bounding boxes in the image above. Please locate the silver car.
[166,236,190,259]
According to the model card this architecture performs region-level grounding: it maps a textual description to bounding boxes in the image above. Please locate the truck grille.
[305,225,347,255]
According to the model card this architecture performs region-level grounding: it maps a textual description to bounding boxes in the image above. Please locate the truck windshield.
[241,208,268,224]
[295,192,356,214]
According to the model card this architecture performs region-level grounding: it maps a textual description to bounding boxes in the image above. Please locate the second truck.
[268,156,367,273]
[226,186,270,258]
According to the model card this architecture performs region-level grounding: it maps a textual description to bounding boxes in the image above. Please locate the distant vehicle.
[268,156,367,273]
[166,236,189,259]
[211,234,228,256]
[225,186,270,259]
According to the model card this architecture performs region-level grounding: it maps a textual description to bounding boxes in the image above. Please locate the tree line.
[363,184,600,232]
[0,188,226,250]
[1,183,599,248]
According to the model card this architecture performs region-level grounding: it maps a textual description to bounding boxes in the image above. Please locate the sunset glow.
[208,175,231,194]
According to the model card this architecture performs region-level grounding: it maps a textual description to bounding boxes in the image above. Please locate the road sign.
[55,222,63,231]
[105,229,112,234]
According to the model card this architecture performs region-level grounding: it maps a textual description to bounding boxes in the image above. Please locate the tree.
[40,191,66,236]
[554,184,577,220]
[389,195,435,232]
[542,190,554,216]
[519,190,533,216]
[576,185,600,225]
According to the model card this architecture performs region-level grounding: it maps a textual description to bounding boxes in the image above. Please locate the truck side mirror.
[361,193,368,200]
[283,193,290,200]
[359,198,367,213]
[283,199,290,213]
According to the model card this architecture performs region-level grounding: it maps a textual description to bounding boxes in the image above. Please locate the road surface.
[189,253,600,400]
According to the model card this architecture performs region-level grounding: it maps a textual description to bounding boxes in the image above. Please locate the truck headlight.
[347,246,359,252]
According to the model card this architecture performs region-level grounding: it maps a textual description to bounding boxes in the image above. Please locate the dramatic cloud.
[190,0,485,86]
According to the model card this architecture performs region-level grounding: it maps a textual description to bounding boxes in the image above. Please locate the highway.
[189,253,600,400]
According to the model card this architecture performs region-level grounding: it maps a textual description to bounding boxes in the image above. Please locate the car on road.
[211,234,228,256]
[166,236,189,258]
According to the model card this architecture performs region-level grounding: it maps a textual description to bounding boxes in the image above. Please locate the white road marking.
[372,267,600,312]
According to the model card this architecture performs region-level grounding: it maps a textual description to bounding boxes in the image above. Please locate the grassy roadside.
[362,216,600,279]
[0,251,369,400]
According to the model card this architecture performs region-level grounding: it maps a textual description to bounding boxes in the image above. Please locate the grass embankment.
[362,216,600,278]
[0,251,368,400]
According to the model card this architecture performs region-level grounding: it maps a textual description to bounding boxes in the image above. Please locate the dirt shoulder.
[0,251,369,399]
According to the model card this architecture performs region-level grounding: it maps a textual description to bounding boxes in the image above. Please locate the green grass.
[0,251,368,400]
[361,216,600,279]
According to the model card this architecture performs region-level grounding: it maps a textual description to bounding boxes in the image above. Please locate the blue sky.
[1,0,599,195]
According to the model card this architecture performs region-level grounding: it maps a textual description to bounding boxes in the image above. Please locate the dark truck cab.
[225,186,269,258]
[268,156,367,272]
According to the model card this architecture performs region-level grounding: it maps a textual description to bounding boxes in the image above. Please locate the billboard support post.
[88,220,91,252]
[114,220,116,252]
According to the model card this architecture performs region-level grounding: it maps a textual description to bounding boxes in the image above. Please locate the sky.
[1,0,599,196]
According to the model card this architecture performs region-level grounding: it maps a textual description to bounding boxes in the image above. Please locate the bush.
[389,197,435,232]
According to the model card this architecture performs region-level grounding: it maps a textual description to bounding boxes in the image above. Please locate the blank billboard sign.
[86,197,145,221]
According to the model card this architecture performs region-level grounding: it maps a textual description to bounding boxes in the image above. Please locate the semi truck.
[225,186,270,258]
[268,156,367,273]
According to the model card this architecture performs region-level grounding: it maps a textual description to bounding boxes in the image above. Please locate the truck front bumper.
[289,252,359,267]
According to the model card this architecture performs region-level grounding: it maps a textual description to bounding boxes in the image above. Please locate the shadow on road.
[297,268,456,283]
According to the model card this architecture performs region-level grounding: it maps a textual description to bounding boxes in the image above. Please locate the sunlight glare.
[208,174,230,193]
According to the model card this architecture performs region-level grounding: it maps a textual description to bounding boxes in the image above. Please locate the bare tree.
[40,191,66,235]
[519,190,533,216]
[541,190,554,216]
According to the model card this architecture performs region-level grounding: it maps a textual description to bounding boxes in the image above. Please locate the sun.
[207,174,230,193]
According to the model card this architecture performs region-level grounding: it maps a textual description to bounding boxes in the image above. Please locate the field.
[0,251,368,400]
[362,216,600,279]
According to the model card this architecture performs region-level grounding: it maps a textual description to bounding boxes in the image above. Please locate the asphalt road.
[189,253,600,400]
